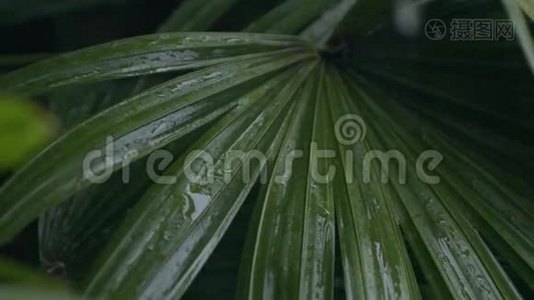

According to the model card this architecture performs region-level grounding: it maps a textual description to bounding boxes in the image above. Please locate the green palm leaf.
[0,32,309,95]
[237,65,337,299]
[0,0,533,298]
[345,77,522,298]
[0,46,314,243]
[326,69,420,299]
[36,0,247,277]
[84,62,316,298]
[502,0,534,74]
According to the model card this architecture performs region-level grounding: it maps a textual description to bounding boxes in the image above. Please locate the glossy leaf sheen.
[327,69,420,299]
[38,0,247,277]
[300,0,356,47]
[239,66,337,300]
[502,0,534,74]
[299,67,336,299]
[351,69,534,271]
[0,51,314,244]
[0,32,311,95]
[84,63,316,299]
[348,75,520,299]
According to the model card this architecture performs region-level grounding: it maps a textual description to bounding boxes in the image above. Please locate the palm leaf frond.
[0,0,532,298]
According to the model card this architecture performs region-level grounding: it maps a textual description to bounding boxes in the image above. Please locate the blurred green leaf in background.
[0,94,56,169]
